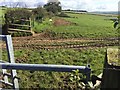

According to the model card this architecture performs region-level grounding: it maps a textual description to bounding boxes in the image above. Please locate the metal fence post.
[86,65,91,83]
[5,35,19,89]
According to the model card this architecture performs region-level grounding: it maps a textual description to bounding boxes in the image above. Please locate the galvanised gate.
[0,35,91,89]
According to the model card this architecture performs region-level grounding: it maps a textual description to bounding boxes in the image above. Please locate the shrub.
[5,8,32,24]
[32,7,47,23]
[47,11,55,18]
[58,12,70,18]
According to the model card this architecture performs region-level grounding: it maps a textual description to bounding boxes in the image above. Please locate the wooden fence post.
[101,48,120,89]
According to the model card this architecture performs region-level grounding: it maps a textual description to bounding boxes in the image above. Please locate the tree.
[32,7,47,22]
[48,0,60,4]
[44,0,61,15]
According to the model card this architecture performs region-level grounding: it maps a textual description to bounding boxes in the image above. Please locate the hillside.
[33,12,118,39]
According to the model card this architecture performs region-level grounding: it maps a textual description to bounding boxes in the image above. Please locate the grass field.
[0,9,3,23]
[0,8,4,17]
[1,9,119,89]
[2,48,105,88]
[0,8,5,25]
[33,13,118,39]
[1,8,118,39]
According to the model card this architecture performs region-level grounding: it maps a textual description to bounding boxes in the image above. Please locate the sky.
[0,0,120,11]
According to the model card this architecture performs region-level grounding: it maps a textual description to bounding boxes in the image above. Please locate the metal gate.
[0,35,19,89]
[0,35,91,89]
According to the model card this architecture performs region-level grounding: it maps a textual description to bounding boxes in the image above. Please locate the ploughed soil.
[53,18,77,26]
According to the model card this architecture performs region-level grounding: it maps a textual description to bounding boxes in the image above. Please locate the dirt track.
[5,34,117,50]
[1,34,119,50]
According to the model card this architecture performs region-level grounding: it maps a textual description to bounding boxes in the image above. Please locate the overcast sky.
[0,0,120,11]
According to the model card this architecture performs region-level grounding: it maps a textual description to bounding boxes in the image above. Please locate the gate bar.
[0,63,91,73]
[0,80,13,87]
[0,35,7,41]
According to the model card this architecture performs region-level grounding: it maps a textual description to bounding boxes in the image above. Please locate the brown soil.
[53,18,77,26]
[1,33,118,50]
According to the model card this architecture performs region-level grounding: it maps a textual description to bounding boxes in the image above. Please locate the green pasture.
[0,8,4,15]
[0,8,6,25]
[2,48,105,88]
[33,13,118,39]
[1,8,119,89]
[0,9,3,21]
[1,8,118,38]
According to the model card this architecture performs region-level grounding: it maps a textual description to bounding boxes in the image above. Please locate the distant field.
[33,13,118,39]
[0,9,3,21]
[0,8,5,25]
[0,8,5,17]
[1,8,118,39]
[0,9,3,17]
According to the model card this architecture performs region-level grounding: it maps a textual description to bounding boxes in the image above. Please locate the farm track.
[1,35,120,50]
[12,34,119,41]
[12,34,119,44]
[12,41,119,50]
